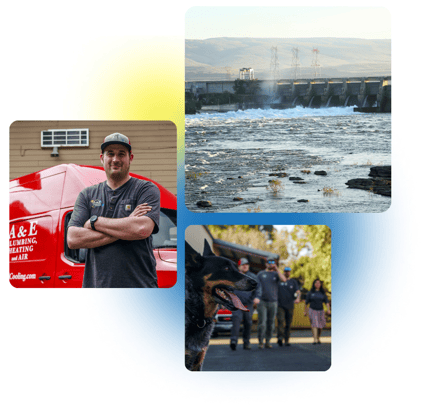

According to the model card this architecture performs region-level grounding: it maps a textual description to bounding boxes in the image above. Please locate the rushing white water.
[186,106,361,124]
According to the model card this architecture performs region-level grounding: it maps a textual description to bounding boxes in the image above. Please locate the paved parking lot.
[202,330,331,371]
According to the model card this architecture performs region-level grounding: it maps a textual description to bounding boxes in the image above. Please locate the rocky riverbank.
[346,166,391,197]
[186,110,391,213]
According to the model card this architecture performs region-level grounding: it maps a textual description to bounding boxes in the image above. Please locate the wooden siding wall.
[10,121,177,194]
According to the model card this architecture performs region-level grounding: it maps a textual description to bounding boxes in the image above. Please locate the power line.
[291,47,301,79]
[270,46,279,81]
[311,48,321,78]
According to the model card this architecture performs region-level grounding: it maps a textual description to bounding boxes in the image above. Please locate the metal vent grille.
[41,129,89,147]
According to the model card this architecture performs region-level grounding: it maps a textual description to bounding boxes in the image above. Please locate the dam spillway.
[185,76,391,113]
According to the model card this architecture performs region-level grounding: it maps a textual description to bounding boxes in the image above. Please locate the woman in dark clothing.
[304,279,331,344]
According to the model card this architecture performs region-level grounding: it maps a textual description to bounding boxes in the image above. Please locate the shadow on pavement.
[202,330,331,371]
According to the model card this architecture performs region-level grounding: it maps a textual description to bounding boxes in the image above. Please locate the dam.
[185,76,391,113]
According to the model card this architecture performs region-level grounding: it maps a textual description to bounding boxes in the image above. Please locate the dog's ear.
[203,239,215,257]
[185,241,203,274]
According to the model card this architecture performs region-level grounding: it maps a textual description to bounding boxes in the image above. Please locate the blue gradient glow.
[3,3,421,407]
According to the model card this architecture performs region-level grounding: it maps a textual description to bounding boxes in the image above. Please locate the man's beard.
[108,165,129,182]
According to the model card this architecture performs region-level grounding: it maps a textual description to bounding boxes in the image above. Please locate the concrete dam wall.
[185,76,391,112]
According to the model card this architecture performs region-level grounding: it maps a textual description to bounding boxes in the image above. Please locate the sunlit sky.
[185,7,391,40]
[274,225,295,233]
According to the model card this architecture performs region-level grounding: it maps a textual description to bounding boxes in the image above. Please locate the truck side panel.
[9,215,58,288]
[9,172,65,287]
[53,209,85,288]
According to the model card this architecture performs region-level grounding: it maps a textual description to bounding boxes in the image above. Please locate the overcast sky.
[185,7,391,40]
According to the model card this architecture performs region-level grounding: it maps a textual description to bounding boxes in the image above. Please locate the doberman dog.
[185,240,257,371]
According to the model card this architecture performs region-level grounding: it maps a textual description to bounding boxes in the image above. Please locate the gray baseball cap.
[238,258,249,266]
[101,133,132,152]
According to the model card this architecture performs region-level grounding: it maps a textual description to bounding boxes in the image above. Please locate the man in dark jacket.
[277,267,301,346]
[230,258,262,350]
[256,257,286,348]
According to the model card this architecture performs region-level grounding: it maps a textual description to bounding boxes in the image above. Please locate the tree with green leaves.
[289,225,331,294]
[207,225,331,294]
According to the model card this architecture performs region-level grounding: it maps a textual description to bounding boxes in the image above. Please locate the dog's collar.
[185,305,214,329]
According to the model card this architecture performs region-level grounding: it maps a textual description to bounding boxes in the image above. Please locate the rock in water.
[196,200,212,207]
[314,171,327,176]
[346,165,391,197]
[269,172,288,177]
[369,166,391,179]
[346,178,391,197]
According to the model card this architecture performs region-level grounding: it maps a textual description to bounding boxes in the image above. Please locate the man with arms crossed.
[67,133,160,288]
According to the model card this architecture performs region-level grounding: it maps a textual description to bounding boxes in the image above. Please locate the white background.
[2,1,423,406]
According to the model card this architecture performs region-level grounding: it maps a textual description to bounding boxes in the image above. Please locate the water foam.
[186,106,360,125]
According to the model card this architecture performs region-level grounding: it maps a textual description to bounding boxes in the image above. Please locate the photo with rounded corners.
[185,224,331,371]
[9,120,177,288]
[185,6,391,213]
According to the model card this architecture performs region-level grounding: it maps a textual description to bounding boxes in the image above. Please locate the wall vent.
[41,129,89,147]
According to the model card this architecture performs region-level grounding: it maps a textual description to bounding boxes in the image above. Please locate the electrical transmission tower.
[311,48,321,78]
[270,46,280,81]
[291,47,301,79]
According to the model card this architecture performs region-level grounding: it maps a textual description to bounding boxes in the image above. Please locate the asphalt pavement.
[201,330,331,371]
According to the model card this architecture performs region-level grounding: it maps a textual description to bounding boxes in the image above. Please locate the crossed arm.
[67,203,154,250]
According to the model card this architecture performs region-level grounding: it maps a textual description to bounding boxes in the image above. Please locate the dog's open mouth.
[213,286,249,312]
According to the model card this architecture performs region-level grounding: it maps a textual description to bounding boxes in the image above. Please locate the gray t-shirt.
[68,177,160,288]
[257,270,279,302]
[278,278,300,309]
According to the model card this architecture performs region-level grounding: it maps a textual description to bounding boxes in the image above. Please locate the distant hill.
[185,37,391,81]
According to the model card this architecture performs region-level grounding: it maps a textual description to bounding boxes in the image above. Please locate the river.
[185,106,391,213]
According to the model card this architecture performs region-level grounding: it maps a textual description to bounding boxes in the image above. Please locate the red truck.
[9,164,177,288]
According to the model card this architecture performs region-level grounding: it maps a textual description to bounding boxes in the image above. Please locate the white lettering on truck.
[9,272,37,281]
[9,221,39,262]
[28,220,38,236]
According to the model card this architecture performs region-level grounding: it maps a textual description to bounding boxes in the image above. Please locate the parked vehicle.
[9,164,177,288]
[212,307,233,336]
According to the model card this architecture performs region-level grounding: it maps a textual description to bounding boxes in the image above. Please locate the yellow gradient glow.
[75,37,184,145]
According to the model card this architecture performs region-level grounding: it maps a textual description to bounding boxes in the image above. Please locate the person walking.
[230,258,262,350]
[256,257,286,349]
[304,279,331,344]
[277,267,301,347]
